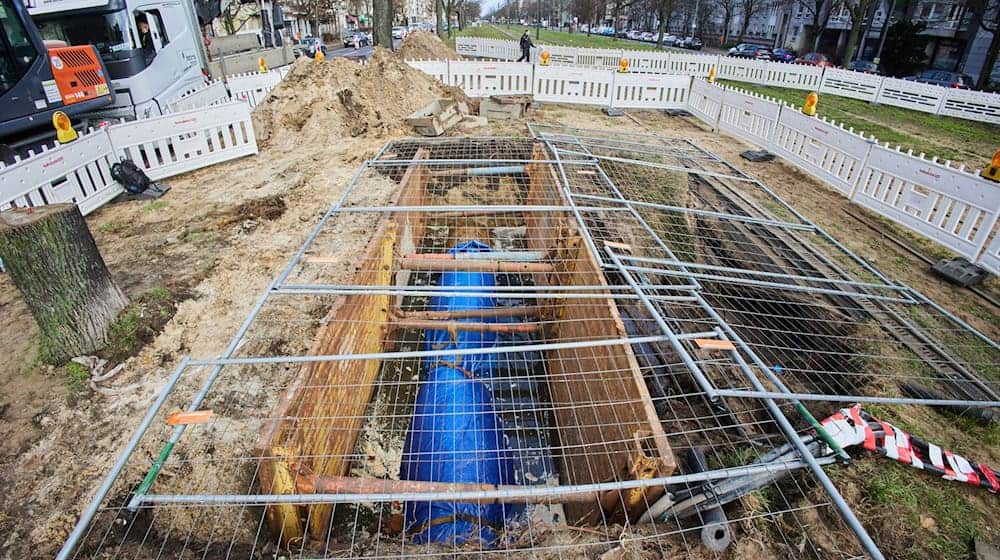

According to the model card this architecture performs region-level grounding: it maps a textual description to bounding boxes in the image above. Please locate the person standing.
[517,30,533,62]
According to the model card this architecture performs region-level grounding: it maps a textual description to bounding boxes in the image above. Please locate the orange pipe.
[392,319,542,333]
[397,258,553,273]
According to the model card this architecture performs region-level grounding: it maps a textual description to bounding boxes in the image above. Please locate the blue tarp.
[401,241,517,544]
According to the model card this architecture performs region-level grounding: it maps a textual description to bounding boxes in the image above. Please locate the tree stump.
[0,203,128,364]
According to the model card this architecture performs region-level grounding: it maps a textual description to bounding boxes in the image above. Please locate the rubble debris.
[406,99,468,136]
[481,95,533,120]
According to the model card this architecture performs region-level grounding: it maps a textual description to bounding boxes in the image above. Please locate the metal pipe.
[186,334,682,367]
[396,306,547,320]
[569,192,815,231]
[713,388,1000,408]
[328,204,629,213]
[55,358,192,560]
[428,165,527,176]
[272,287,699,301]
[397,257,554,273]
[391,318,543,333]
[134,457,836,506]
[401,251,545,262]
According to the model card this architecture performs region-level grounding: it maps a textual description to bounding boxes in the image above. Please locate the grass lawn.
[440,24,513,50]
[499,24,661,52]
[721,81,998,169]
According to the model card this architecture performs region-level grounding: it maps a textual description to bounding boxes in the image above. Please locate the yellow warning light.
[618,57,630,73]
[53,111,78,144]
[802,91,818,116]
[258,57,268,73]
[540,50,550,66]
[982,149,1000,183]
[708,66,716,83]
[314,49,325,62]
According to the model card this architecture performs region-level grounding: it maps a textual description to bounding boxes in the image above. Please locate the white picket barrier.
[762,61,823,91]
[875,77,945,113]
[819,67,882,102]
[447,61,533,96]
[610,73,689,109]
[687,79,725,128]
[575,48,622,70]
[666,52,716,77]
[716,57,768,83]
[938,88,1000,125]
[534,44,580,66]
[771,108,875,196]
[406,59,449,82]
[227,70,283,108]
[532,65,614,105]
[978,233,1000,275]
[0,130,120,215]
[106,102,258,181]
[457,37,521,60]
[852,145,1000,260]
[620,49,673,73]
[717,87,781,148]
[168,81,232,113]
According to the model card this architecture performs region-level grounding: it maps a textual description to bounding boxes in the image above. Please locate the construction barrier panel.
[447,61,533,97]
[168,81,232,113]
[455,37,1000,124]
[717,87,781,149]
[106,102,258,181]
[609,72,689,109]
[686,79,724,129]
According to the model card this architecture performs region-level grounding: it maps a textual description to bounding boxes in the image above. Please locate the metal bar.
[713,388,1000,408]
[401,250,545,262]
[605,250,721,401]
[390,318,543,333]
[397,257,554,273]
[134,457,836,506]
[553,148,757,183]
[543,139,605,261]
[272,287,700,301]
[186,334,681,367]
[55,358,192,560]
[617,263,919,304]
[277,283,696,293]
[367,158,578,166]
[570,193,815,231]
[329,205,628,213]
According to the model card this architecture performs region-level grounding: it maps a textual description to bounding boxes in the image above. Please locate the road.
[325,38,401,60]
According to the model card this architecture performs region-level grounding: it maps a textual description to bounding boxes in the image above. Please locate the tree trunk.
[977,25,1000,90]
[373,0,393,47]
[435,0,445,38]
[0,204,128,365]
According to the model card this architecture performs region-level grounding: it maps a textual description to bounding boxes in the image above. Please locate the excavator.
[1,0,113,160]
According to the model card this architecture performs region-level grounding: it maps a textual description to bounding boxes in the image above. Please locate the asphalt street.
[325,38,401,59]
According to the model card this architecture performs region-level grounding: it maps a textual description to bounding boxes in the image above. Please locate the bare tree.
[842,0,875,62]
[656,0,675,45]
[372,0,392,45]
[718,0,737,43]
[286,0,338,37]
[736,0,764,41]
[968,0,1000,89]
[219,0,258,35]
[796,0,841,51]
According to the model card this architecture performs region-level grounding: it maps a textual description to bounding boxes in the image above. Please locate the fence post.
[608,68,618,110]
[846,139,876,200]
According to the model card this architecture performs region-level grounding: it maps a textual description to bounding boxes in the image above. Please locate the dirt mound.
[398,30,462,60]
[252,48,453,147]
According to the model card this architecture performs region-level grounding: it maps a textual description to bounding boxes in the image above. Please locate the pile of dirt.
[252,48,463,146]
[397,30,462,60]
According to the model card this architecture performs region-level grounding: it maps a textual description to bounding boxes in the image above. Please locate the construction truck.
[27,0,208,121]
[1,0,113,156]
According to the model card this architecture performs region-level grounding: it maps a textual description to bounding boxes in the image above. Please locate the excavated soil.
[397,30,463,60]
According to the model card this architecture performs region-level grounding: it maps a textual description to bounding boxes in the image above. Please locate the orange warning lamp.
[707,66,716,83]
[540,50,550,66]
[982,149,1000,183]
[258,56,268,73]
[314,48,325,62]
[618,57,630,73]
[802,91,818,116]
[53,111,77,144]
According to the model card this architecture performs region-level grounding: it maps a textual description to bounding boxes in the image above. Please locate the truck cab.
[2,0,112,154]
[28,0,206,120]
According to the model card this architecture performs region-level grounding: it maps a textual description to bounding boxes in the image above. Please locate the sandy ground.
[0,56,997,559]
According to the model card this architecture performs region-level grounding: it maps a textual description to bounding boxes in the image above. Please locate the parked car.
[794,52,834,67]
[729,44,772,59]
[678,36,702,50]
[770,47,797,62]
[297,36,326,58]
[627,30,642,40]
[640,31,655,42]
[847,60,880,74]
[904,69,974,88]
[661,34,678,46]
[343,30,371,48]
[392,26,407,39]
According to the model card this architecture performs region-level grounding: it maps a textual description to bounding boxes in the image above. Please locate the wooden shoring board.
[523,144,676,523]
[255,151,428,545]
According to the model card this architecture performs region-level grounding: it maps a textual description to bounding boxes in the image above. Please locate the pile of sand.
[252,48,458,146]
[397,30,462,60]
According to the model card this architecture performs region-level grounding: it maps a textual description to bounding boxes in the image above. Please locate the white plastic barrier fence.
[610,72,688,109]
[533,65,614,105]
[0,130,119,216]
[819,67,882,102]
[168,81,231,113]
[227,70,283,108]
[447,61,533,97]
[687,79,724,128]
[106,102,258,181]
[875,77,945,114]
[406,60,448,82]
[771,108,874,196]
[455,37,1000,124]
[852,146,1000,261]
[717,87,782,148]
[978,234,1000,276]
